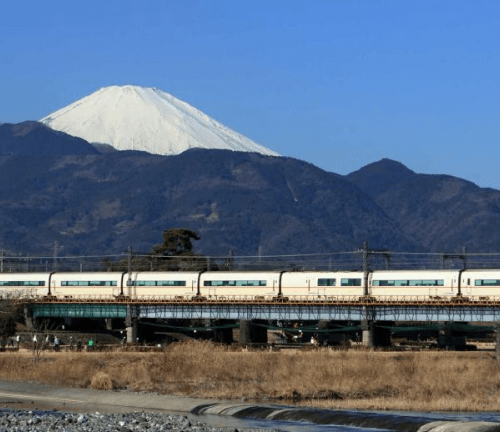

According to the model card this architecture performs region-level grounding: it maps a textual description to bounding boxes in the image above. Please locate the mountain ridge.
[0,121,99,156]
[2,121,500,256]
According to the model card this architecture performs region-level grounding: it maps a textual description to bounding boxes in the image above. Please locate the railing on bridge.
[11,294,500,307]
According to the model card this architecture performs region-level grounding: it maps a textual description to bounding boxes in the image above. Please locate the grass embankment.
[1,342,499,411]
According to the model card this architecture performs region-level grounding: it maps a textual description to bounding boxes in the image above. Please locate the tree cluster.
[102,228,215,272]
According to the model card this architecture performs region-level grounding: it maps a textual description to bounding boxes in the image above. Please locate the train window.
[61,281,117,286]
[133,281,187,286]
[408,280,444,286]
[318,278,336,286]
[204,280,267,287]
[341,278,361,286]
[0,281,45,286]
[373,279,443,287]
[372,280,407,286]
[475,279,500,286]
[157,281,186,286]
[241,280,266,286]
[373,280,407,286]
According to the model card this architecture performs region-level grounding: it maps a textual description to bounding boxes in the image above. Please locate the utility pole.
[127,245,133,274]
[52,241,63,271]
[225,250,234,271]
[362,241,370,296]
[125,245,133,296]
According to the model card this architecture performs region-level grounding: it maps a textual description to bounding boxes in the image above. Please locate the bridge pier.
[239,320,267,345]
[361,320,374,347]
[126,306,138,344]
[105,319,114,331]
[23,305,34,332]
[126,318,138,344]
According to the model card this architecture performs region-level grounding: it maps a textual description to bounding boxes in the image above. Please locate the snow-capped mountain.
[40,85,279,157]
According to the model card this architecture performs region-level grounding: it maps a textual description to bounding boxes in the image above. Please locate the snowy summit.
[40,85,279,157]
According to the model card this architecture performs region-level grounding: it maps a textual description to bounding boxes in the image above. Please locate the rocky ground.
[0,409,283,432]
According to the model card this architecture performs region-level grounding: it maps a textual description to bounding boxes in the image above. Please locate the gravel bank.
[0,409,283,432]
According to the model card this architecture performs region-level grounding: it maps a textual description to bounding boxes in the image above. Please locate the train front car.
[199,271,282,300]
[461,269,500,299]
[127,271,200,299]
[280,271,365,300]
[0,273,50,298]
[369,270,460,300]
[49,272,124,299]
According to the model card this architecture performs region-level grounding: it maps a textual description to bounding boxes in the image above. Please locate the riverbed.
[0,380,499,432]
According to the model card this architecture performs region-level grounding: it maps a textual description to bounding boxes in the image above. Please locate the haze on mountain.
[40,85,279,157]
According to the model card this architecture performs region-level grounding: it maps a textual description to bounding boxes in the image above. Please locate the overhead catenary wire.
[3,249,500,273]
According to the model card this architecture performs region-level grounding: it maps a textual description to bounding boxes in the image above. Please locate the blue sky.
[1,0,499,188]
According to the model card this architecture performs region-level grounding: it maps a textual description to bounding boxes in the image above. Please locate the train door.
[273,278,278,293]
[306,278,310,293]
[367,273,373,296]
[191,279,196,295]
[464,278,472,295]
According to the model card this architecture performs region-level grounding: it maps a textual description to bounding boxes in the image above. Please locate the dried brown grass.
[1,342,500,411]
[90,372,114,390]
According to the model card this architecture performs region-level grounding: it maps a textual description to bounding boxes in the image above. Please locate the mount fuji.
[40,85,279,157]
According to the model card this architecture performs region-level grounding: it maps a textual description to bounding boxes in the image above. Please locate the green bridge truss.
[32,304,127,319]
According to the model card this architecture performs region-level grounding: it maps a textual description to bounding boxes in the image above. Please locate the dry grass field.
[1,342,500,411]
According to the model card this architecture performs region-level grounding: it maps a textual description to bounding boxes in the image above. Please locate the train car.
[0,272,50,297]
[49,272,126,298]
[199,271,282,299]
[128,271,200,298]
[280,271,365,298]
[461,269,500,298]
[369,270,460,298]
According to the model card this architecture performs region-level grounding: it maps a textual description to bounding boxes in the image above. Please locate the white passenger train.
[1,268,500,300]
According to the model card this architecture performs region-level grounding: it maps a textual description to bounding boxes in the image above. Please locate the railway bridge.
[18,295,500,348]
